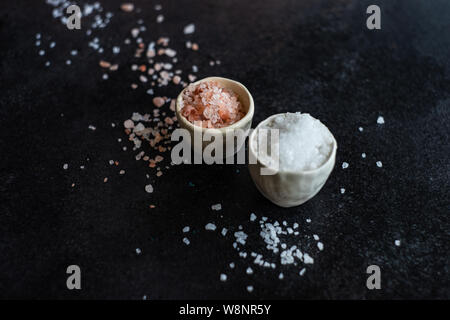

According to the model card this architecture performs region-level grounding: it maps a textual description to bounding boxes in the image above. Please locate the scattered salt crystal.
[362,153,366,158]
[246,285,254,292]
[246,267,253,275]
[342,162,349,169]
[183,237,190,245]
[124,119,134,129]
[145,184,154,193]
[70,50,78,56]
[113,46,120,54]
[39,50,45,56]
[229,262,235,269]
[135,248,142,255]
[211,203,222,211]
[250,213,257,221]
[299,268,306,276]
[205,223,216,231]
[303,253,314,264]
[102,74,109,80]
[220,273,227,281]
[154,4,162,10]
[153,97,165,107]
[63,163,68,170]
[395,240,401,246]
[313,234,319,241]
[359,127,364,132]
[66,59,71,65]
[377,116,385,124]
[221,228,228,236]
[49,41,55,48]
[183,226,190,233]
[156,14,164,23]
[45,61,50,67]
[340,188,346,194]
[306,218,311,223]
[278,273,284,280]
[317,242,324,251]
[183,23,195,34]
[376,161,383,168]
[119,170,125,175]
[88,125,96,131]
[109,160,114,165]
[120,3,134,12]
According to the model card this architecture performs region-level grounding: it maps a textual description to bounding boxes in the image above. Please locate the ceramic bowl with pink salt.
[176,77,254,154]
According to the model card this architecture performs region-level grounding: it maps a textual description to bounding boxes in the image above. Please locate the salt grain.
[246,285,254,292]
[377,116,385,124]
[250,213,257,221]
[395,240,401,246]
[63,163,68,170]
[183,226,190,233]
[211,203,222,211]
[220,273,227,281]
[246,267,253,275]
[183,23,195,35]
[183,237,190,245]
[205,223,216,231]
[376,161,383,168]
[342,162,349,169]
[145,184,154,193]
[340,188,346,194]
[135,248,142,255]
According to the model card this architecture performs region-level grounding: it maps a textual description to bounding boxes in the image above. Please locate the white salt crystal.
[182,226,190,233]
[229,262,235,269]
[376,161,383,167]
[246,267,253,275]
[342,162,349,169]
[278,273,284,280]
[359,127,364,132]
[377,116,385,124]
[303,253,314,264]
[221,228,228,236]
[255,112,333,171]
[88,125,96,130]
[183,23,195,34]
[246,285,254,292]
[205,223,216,231]
[211,203,222,211]
[362,153,366,158]
[250,213,257,221]
[313,234,319,240]
[135,248,142,255]
[340,188,346,194]
[156,14,164,23]
[63,163,68,170]
[317,242,324,251]
[145,184,153,193]
[220,273,227,281]
[183,237,190,245]
[395,240,401,246]
[299,268,306,276]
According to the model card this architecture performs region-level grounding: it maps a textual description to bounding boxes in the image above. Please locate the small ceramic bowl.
[248,113,337,208]
[175,76,254,154]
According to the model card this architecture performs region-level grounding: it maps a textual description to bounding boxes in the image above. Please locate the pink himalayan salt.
[180,80,245,128]
[153,97,165,107]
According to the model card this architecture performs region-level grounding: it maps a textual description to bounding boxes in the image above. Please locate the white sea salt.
[246,285,254,292]
[250,213,257,221]
[377,116,385,124]
[376,161,383,168]
[229,262,235,269]
[246,267,253,274]
[342,162,349,169]
[183,226,190,233]
[317,242,324,251]
[278,272,284,280]
[220,273,227,281]
[362,153,366,158]
[183,23,195,34]
[340,188,346,194]
[395,240,401,246]
[303,253,314,264]
[299,268,306,276]
[254,113,333,171]
[145,184,154,193]
[211,203,222,211]
[183,237,190,245]
[221,228,228,236]
[63,163,68,170]
[135,248,142,255]
[205,223,216,231]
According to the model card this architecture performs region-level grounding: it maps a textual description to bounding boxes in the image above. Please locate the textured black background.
[0,0,449,299]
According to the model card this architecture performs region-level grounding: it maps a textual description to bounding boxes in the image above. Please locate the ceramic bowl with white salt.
[248,112,337,208]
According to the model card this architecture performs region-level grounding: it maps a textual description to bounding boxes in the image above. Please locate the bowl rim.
[248,112,338,175]
[175,76,255,134]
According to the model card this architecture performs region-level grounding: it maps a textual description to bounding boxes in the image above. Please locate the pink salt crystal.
[180,80,245,128]
[153,97,165,107]
[124,119,134,129]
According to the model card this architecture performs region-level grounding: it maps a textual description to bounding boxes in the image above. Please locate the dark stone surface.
[0,0,449,299]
